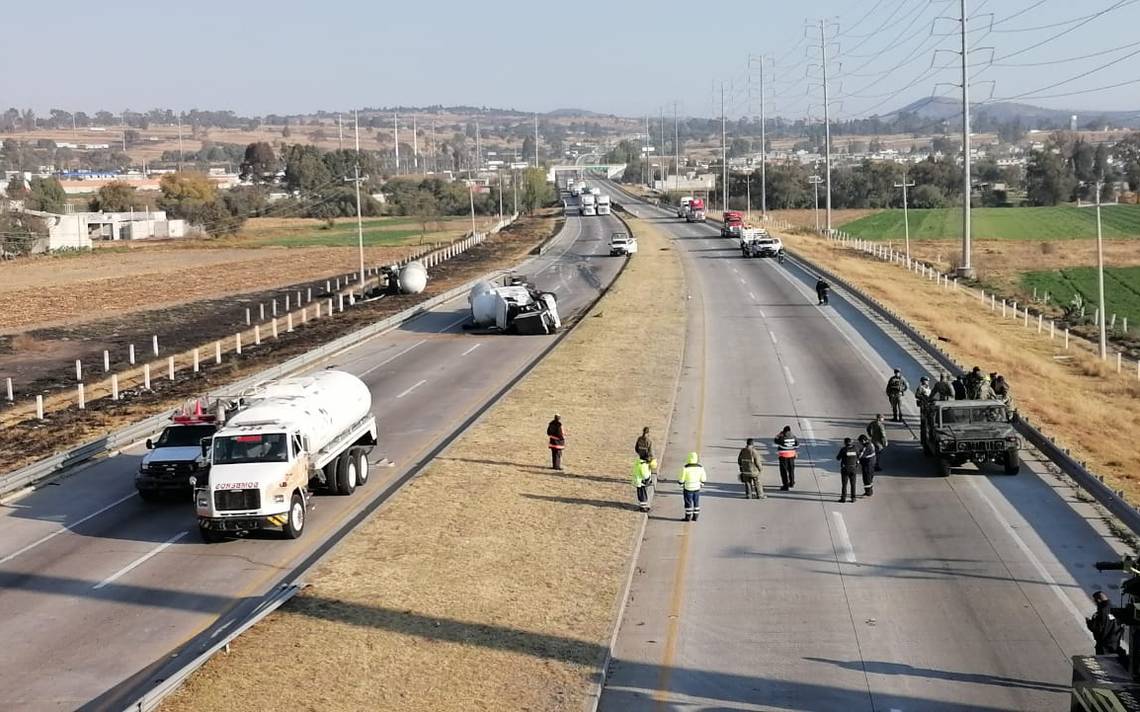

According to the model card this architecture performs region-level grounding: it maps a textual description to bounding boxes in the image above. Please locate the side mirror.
[145,439,153,450]
[200,437,211,458]
[188,476,197,488]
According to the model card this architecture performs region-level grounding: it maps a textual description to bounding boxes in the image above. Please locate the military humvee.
[919,399,1021,476]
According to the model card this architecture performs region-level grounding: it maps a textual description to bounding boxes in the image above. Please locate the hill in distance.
[887,96,1140,129]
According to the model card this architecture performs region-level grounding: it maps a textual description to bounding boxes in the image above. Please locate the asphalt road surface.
[599,185,1127,712]
[0,205,625,711]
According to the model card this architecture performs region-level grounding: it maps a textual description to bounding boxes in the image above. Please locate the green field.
[1021,267,1140,327]
[237,217,466,248]
[842,204,1140,241]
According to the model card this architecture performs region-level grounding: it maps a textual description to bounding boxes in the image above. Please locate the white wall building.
[22,209,188,252]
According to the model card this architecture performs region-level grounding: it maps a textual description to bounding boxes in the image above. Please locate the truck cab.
[919,400,1021,476]
[677,196,693,218]
[722,211,744,237]
[136,415,217,501]
[579,193,597,216]
[686,198,706,222]
[609,231,638,256]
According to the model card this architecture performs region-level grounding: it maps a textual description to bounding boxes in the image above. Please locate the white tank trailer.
[398,260,427,294]
[193,370,377,542]
[467,277,561,335]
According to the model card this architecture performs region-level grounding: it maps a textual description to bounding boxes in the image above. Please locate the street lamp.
[808,175,824,233]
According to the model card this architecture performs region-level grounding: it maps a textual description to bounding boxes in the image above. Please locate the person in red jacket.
[547,415,566,470]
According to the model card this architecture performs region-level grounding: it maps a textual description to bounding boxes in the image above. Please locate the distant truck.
[570,183,581,197]
[596,194,612,215]
[677,196,692,218]
[741,230,783,258]
[919,399,1021,476]
[193,370,378,542]
[580,193,597,216]
[722,211,744,238]
[686,197,706,222]
[136,410,217,501]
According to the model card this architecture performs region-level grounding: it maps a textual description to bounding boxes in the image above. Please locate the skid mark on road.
[831,511,857,563]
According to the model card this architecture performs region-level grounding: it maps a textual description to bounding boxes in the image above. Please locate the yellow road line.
[654,261,709,706]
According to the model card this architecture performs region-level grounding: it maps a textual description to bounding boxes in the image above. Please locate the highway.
[0,206,626,710]
[599,185,1128,711]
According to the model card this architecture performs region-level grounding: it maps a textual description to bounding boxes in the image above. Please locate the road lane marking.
[749,292,756,301]
[759,309,767,317]
[801,419,816,445]
[0,491,138,566]
[461,343,482,356]
[359,340,426,378]
[396,379,427,399]
[832,512,857,563]
[966,478,1086,629]
[783,365,795,385]
[768,331,778,345]
[93,530,187,590]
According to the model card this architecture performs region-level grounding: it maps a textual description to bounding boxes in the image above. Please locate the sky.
[2,0,1138,120]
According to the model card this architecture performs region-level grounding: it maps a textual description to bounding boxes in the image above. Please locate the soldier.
[815,277,831,305]
[1087,591,1126,657]
[951,373,968,400]
[857,435,877,497]
[836,437,859,503]
[992,374,1012,406]
[965,366,984,400]
[866,414,887,472]
[978,374,997,401]
[774,425,799,490]
[915,376,933,409]
[931,372,954,401]
[635,427,654,461]
[547,415,566,470]
[737,438,764,499]
[885,368,909,422]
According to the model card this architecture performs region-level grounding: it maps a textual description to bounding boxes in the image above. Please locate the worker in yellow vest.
[678,452,707,522]
[631,458,653,512]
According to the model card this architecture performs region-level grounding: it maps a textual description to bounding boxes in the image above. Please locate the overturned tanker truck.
[466,275,561,335]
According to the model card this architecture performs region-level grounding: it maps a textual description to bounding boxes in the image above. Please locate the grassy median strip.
[160,217,685,712]
[784,231,1140,502]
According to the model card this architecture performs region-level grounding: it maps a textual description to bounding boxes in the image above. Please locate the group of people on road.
[884,365,1013,423]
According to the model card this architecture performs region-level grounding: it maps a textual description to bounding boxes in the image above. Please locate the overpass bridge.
[547,164,627,182]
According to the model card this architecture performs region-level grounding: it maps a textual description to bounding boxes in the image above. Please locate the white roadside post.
[236,333,242,355]
[272,319,278,339]
[152,335,159,356]
[129,344,136,365]
[287,314,294,333]
[245,308,251,326]
[260,303,266,320]
[75,359,82,381]
[112,374,119,400]
[103,350,110,372]
[168,356,175,381]
[5,377,11,403]
[215,341,222,364]
[255,325,261,345]
[78,383,85,410]
[1118,353,1123,374]
[285,294,290,311]
[272,300,278,317]
[193,348,200,373]
[36,395,44,420]
[144,364,151,390]
[1065,328,1070,350]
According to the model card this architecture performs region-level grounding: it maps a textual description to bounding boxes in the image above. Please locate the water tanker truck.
[193,370,377,542]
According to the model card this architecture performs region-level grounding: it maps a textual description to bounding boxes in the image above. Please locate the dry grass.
[159,217,686,712]
[767,209,878,229]
[784,231,1140,501]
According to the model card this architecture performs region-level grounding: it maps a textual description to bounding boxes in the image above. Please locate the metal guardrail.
[121,583,302,712]
[0,267,512,499]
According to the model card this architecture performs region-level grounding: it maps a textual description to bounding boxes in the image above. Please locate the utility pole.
[534,113,539,168]
[746,138,752,222]
[820,20,834,235]
[665,100,674,190]
[475,119,482,172]
[760,55,768,218]
[721,82,728,212]
[895,173,916,266]
[430,117,437,173]
[1096,181,1107,360]
[338,114,344,151]
[469,183,477,237]
[958,0,974,277]
[394,112,400,175]
[659,108,665,189]
[412,114,418,172]
[809,175,824,232]
[512,167,518,215]
[645,114,651,187]
[348,110,366,292]
[177,113,184,171]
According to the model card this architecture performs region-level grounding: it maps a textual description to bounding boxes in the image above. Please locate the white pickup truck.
[609,231,638,256]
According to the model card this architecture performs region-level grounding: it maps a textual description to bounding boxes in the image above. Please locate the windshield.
[940,406,1007,425]
[212,433,289,465]
[155,424,217,447]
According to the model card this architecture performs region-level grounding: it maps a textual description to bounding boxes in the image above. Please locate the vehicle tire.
[323,460,340,495]
[1003,450,1021,475]
[353,448,370,486]
[199,525,225,544]
[920,426,932,456]
[283,492,305,539]
[137,488,162,503]
[334,451,356,496]
[939,457,953,477]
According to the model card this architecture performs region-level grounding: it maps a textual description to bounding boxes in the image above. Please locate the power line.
[991,0,1140,33]
[989,0,1049,28]
[988,44,1140,101]
[992,37,1140,67]
[992,0,1137,62]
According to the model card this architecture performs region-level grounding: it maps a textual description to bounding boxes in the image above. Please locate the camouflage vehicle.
[919,399,1021,476]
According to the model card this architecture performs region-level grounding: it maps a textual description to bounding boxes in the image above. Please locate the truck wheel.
[1003,451,1021,475]
[283,492,305,539]
[322,460,340,494]
[137,488,162,503]
[920,426,932,456]
[199,525,225,544]
[335,451,356,496]
[939,458,953,477]
[353,448,370,486]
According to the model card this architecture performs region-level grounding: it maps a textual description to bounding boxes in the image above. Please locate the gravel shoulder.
[159,216,686,711]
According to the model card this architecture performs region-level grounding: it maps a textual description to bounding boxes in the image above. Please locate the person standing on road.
[1087,591,1126,657]
[737,438,764,499]
[774,426,799,491]
[815,277,831,305]
[885,368,909,422]
[915,376,933,410]
[951,373,968,400]
[631,457,653,512]
[635,427,654,462]
[837,437,860,503]
[678,451,707,522]
[866,414,887,472]
[858,435,877,497]
[547,415,566,470]
[931,371,954,401]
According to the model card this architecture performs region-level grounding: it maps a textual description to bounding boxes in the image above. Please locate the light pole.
[1095,181,1108,360]
[809,175,823,232]
[497,170,504,222]
[894,173,916,267]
